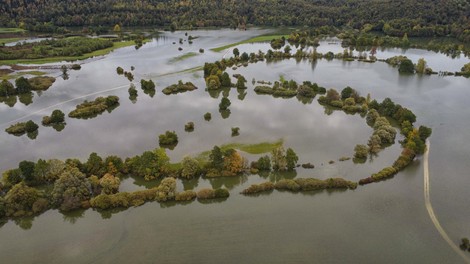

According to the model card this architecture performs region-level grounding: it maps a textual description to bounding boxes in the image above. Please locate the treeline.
[0,0,469,42]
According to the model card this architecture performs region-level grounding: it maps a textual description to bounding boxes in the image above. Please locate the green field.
[0,37,27,45]
[0,28,26,34]
[211,34,289,52]
[168,52,199,63]
[196,139,284,162]
[0,40,137,65]
[2,71,46,79]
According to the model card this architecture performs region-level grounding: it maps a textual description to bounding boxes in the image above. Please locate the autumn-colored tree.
[223,149,245,176]
[271,146,287,171]
[99,173,120,194]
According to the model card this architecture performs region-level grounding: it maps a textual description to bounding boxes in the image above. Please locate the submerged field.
[0,28,469,263]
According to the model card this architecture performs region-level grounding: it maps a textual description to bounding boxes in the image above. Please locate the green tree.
[15,77,32,94]
[221,72,231,87]
[181,156,200,179]
[0,79,16,96]
[2,169,22,187]
[415,58,427,74]
[285,148,298,171]
[209,146,224,170]
[219,97,231,110]
[240,52,249,61]
[4,182,43,217]
[85,152,105,177]
[354,144,369,159]
[19,160,36,183]
[50,109,65,123]
[113,24,121,32]
[24,120,38,133]
[399,59,414,74]
[233,48,240,57]
[256,155,271,171]
[33,159,48,184]
[51,167,91,211]
[236,75,247,89]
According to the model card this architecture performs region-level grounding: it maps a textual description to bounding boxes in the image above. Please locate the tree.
[271,146,287,171]
[219,97,231,110]
[233,48,239,57]
[341,86,354,100]
[236,75,247,89]
[113,24,121,32]
[51,167,91,211]
[2,169,22,187]
[354,144,369,159]
[209,146,224,170]
[285,148,298,171]
[45,159,66,183]
[256,156,271,171]
[19,160,36,183]
[415,58,427,74]
[220,72,231,87]
[181,156,200,179]
[15,77,32,94]
[402,33,410,46]
[99,173,120,194]
[33,159,48,184]
[223,149,245,176]
[50,109,65,123]
[206,75,221,90]
[24,120,38,133]
[155,177,176,202]
[240,52,249,61]
[0,79,16,96]
[85,152,105,177]
[399,59,414,74]
[4,182,43,217]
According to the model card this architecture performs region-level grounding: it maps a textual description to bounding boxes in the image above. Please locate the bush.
[197,188,216,199]
[214,188,230,198]
[175,190,197,201]
[159,131,178,146]
[241,182,275,195]
[231,127,240,136]
[185,122,195,132]
[204,112,211,121]
[219,97,231,110]
[354,144,369,159]
[274,179,300,191]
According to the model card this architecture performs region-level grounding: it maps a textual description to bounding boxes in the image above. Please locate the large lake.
[0,29,469,263]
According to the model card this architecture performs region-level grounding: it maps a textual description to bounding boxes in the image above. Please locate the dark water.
[0,29,469,263]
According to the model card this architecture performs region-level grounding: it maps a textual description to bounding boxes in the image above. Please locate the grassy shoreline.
[211,34,289,52]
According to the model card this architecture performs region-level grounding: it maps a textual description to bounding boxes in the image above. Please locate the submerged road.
[423,140,470,263]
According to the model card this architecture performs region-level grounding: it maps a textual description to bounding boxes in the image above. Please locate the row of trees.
[1,0,468,41]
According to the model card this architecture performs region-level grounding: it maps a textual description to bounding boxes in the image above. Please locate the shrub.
[197,188,216,199]
[274,179,300,191]
[241,182,275,195]
[231,127,240,136]
[214,188,230,198]
[204,112,211,121]
[185,122,195,132]
[159,131,178,146]
[175,190,197,201]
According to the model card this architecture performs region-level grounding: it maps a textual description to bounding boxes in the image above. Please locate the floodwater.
[0,29,469,263]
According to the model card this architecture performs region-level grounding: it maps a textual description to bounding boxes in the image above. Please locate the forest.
[0,0,469,42]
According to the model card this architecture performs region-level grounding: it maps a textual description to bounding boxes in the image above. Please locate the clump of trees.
[204,112,211,121]
[5,120,39,137]
[184,122,194,132]
[42,109,65,126]
[140,79,156,97]
[158,131,178,149]
[240,182,274,195]
[162,80,197,95]
[272,177,357,193]
[68,95,119,119]
[205,146,246,177]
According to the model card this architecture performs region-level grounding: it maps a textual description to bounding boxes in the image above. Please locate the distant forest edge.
[1,0,469,42]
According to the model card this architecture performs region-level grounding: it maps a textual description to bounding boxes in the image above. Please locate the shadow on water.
[62,208,86,224]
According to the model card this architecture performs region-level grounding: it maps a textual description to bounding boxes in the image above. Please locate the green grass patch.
[211,34,289,52]
[0,28,26,34]
[168,52,199,63]
[195,139,284,162]
[2,71,46,79]
[0,40,138,65]
[0,37,26,45]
